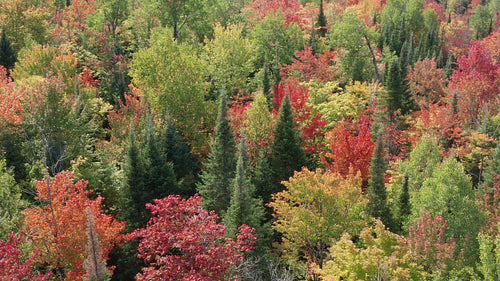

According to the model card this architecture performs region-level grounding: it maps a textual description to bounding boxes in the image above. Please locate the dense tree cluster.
[0,0,499,280]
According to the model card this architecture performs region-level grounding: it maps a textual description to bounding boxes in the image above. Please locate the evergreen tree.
[0,28,15,71]
[482,141,500,198]
[84,208,110,281]
[444,54,453,79]
[223,137,266,240]
[316,0,327,37]
[395,173,410,234]
[267,93,307,203]
[143,111,177,198]
[367,129,392,229]
[262,62,272,108]
[123,129,148,230]
[197,89,237,216]
[163,114,198,197]
[383,57,413,115]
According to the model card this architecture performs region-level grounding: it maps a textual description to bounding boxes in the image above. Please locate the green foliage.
[270,169,369,275]
[267,93,307,203]
[251,13,304,79]
[316,0,327,38]
[320,219,425,281]
[367,129,393,229]
[383,57,413,115]
[197,90,237,216]
[410,156,487,264]
[203,23,256,96]
[328,8,379,82]
[223,137,268,252]
[0,159,22,240]
[243,91,274,161]
[469,4,495,40]
[0,28,16,71]
[482,141,500,199]
[130,27,216,155]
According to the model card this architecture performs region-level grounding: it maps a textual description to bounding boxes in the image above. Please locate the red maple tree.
[281,46,337,83]
[0,232,52,281]
[133,194,256,281]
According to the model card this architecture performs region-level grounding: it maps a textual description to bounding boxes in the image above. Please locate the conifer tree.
[316,0,327,37]
[84,208,110,281]
[395,173,410,234]
[0,28,15,71]
[123,129,148,230]
[223,137,266,241]
[143,111,177,198]
[267,93,307,203]
[383,57,413,115]
[482,141,500,197]
[197,89,237,216]
[367,129,392,229]
[163,114,198,196]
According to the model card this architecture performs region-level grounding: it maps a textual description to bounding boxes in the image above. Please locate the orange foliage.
[407,58,447,105]
[0,66,26,127]
[281,46,337,83]
[22,172,128,280]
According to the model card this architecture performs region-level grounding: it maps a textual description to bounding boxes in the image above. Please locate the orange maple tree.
[22,172,128,281]
[0,66,26,127]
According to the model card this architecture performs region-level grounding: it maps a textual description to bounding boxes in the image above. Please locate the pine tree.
[367,129,392,229]
[267,93,307,203]
[223,137,265,239]
[316,0,327,37]
[444,54,453,79]
[482,141,500,198]
[197,89,237,216]
[163,114,198,197]
[0,28,15,71]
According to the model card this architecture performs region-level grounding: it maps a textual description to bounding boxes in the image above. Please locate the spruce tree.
[163,114,198,196]
[395,173,410,234]
[267,93,307,203]
[197,89,237,216]
[223,137,266,238]
[123,129,149,230]
[367,129,392,229]
[383,57,413,115]
[143,111,177,198]
[316,0,327,37]
[482,141,500,198]
[0,28,15,71]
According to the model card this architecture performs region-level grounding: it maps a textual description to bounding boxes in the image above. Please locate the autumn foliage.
[133,194,256,281]
[22,172,128,280]
[322,113,375,184]
[0,66,26,127]
[273,81,328,153]
[0,232,52,281]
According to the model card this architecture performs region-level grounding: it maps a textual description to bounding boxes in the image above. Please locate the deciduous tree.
[133,194,256,280]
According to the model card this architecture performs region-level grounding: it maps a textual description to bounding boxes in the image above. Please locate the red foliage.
[424,1,446,22]
[107,87,148,141]
[78,67,100,88]
[449,40,500,127]
[407,102,462,149]
[407,58,447,105]
[409,210,461,271]
[0,66,26,127]
[22,172,128,281]
[281,46,337,83]
[0,232,52,281]
[227,94,252,137]
[244,0,315,29]
[321,113,375,185]
[272,80,328,153]
[133,194,256,281]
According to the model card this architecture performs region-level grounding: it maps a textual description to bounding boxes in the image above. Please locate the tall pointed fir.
[197,89,237,216]
[163,113,198,196]
[267,93,307,204]
[316,0,327,37]
[383,57,413,116]
[123,128,148,230]
[223,137,266,242]
[143,110,177,198]
[367,128,392,229]
[84,208,110,281]
[0,28,15,71]
[395,173,410,234]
